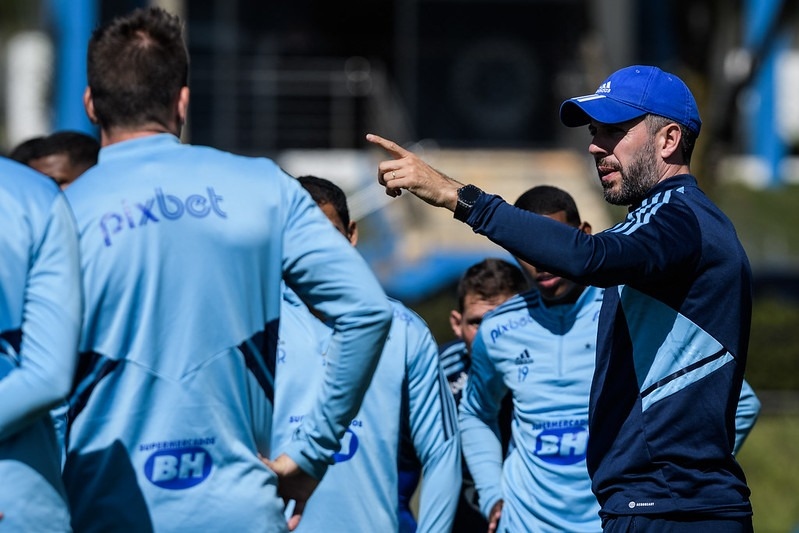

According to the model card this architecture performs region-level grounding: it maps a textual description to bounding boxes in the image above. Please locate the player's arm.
[278,175,392,480]
[464,192,701,289]
[406,320,461,533]
[459,330,507,519]
[366,134,701,289]
[0,194,81,440]
[733,379,761,455]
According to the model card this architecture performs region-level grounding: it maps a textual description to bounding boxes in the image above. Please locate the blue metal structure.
[49,0,96,135]
[744,0,789,187]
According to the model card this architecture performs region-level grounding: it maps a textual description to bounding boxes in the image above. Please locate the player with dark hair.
[10,131,99,189]
[514,185,582,226]
[62,7,391,532]
[296,175,354,234]
[462,185,602,532]
[371,65,755,531]
[273,175,460,533]
[449,258,529,360]
[85,9,188,133]
[0,156,81,530]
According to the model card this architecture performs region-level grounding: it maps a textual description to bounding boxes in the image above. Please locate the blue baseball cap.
[559,65,701,136]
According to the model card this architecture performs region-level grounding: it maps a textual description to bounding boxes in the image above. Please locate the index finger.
[365,133,411,159]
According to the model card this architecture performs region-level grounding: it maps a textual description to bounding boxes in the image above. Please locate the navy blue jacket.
[465,174,752,519]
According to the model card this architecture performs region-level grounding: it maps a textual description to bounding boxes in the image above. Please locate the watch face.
[455,185,482,222]
[459,185,481,204]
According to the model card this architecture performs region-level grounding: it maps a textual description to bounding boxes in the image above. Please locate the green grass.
[714,183,799,266]
[737,414,799,533]
[747,298,799,390]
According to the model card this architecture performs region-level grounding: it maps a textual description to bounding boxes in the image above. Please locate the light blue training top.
[461,286,604,533]
[63,134,392,532]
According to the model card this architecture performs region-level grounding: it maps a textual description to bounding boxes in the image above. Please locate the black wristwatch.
[454,184,483,222]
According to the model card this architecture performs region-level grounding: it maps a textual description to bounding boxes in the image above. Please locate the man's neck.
[655,163,691,184]
[100,124,179,147]
[541,285,586,307]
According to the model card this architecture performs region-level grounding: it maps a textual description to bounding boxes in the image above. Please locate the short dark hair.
[9,136,46,164]
[645,114,696,164]
[456,258,527,312]
[42,131,100,172]
[297,175,350,229]
[513,185,581,226]
[87,7,188,131]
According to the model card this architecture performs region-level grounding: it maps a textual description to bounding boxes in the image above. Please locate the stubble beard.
[600,140,660,206]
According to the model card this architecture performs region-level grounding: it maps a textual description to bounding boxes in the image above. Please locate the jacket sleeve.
[407,321,461,533]
[0,194,81,441]
[467,193,701,288]
[459,330,507,518]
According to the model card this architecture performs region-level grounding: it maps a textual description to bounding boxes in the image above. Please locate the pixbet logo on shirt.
[99,187,227,247]
[489,315,534,344]
[144,446,213,489]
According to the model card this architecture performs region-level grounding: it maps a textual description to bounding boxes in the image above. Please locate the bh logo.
[333,428,359,463]
[534,426,588,465]
[144,447,213,489]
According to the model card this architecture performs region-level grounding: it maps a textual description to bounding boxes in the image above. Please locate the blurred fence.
[187,54,411,155]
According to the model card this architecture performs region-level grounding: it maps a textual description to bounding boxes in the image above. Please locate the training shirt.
[63,134,391,532]
[463,174,752,519]
[461,286,604,532]
[272,290,460,533]
[0,158,81,532]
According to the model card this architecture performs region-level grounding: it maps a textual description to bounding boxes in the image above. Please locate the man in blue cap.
[368,65,754,532]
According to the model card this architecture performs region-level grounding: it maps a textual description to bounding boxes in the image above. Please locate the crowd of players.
[0,5,760,533]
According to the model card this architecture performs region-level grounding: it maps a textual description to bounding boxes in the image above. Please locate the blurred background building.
[3,0,797,300]
[0,2,798,528]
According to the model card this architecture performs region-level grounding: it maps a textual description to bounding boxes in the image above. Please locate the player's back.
[65,134,289,370]
[0,157,79,532]
[63,134,328,532]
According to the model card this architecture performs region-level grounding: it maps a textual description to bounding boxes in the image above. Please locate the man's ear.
[659,123,682,160]
[347,221,359,246]
[84,87,98,124]
[177,86,190,124]
[449,310,463,339]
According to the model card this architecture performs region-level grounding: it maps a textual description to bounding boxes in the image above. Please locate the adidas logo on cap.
[596,81,612,94]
